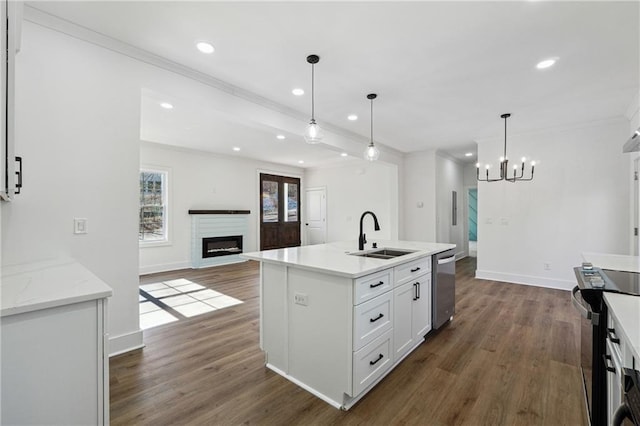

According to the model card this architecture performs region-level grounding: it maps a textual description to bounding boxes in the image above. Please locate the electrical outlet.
[294,293,309,306]
[544,262,552,271]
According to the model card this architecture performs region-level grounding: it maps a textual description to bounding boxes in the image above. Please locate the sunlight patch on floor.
[139,278,243,329]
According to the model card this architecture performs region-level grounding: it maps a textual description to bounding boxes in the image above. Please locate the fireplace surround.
[190,210,249,269]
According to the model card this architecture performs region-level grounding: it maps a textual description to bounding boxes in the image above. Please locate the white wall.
[305,162,399,244]
[476,119,631,289]
[2,21,142,354]
[139,142,303,274]
[402,151,437,242]
[436,154,466,258]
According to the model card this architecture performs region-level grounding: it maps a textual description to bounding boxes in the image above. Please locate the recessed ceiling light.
[465,152,473,157]
[276,134,286,140]
[536,58,557,69]
[347,114,358,121]
[298,160,304,164]
[341,153,348,157]
[233,147,240,152]
[160,102,173,109]
[196,41,215,54]
[292,88,305,96]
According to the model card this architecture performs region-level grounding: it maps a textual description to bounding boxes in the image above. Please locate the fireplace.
[202,236,243,259]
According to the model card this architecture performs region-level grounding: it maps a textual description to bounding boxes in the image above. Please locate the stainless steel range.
[573,264,640,426]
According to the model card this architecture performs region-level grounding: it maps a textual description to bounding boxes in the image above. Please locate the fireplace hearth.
[202,236,243,259]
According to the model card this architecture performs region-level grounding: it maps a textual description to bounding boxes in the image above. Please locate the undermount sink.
[350,248,417,260]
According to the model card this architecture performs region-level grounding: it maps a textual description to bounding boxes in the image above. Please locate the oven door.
[572,286,598,424]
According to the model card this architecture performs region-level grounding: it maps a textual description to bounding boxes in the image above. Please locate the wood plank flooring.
[110,257,587,425]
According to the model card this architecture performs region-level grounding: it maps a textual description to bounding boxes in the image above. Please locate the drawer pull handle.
[369,353,384,366]
[411,267,421,273]
[369,281,384,289]
[370,313,384,323]
[607,328,620,344]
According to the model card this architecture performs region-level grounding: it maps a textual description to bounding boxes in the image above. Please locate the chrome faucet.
[359,211,380,250]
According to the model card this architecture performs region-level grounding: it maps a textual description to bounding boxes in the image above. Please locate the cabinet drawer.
[352,329,393,397]
[394,256,431,286]
[354,269,393,305]
[353,291,393,351]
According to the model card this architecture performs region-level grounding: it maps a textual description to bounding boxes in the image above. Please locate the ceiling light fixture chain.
[477,113,535,183]
[364,93,380,161]
[304,54,322,144]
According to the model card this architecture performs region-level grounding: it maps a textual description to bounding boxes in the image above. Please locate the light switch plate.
[74,218,88,234]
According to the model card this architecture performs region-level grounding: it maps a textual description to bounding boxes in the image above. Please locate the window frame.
[138,166,171,247]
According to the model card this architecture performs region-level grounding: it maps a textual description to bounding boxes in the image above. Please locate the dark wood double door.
[260,173,301,250]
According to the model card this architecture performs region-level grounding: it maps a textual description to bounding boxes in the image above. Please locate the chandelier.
[477,113,535,182]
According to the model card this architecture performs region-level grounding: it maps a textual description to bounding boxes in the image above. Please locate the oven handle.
[572,286,599,325]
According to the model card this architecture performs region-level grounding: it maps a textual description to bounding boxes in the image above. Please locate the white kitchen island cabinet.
[1,259,112,425]
[242,240,454,409]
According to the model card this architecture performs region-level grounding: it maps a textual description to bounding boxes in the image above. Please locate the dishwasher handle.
[572,285,599,325]
[437,255,456,265]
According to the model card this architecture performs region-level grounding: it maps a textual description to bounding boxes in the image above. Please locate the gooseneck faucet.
[359,211,380,250]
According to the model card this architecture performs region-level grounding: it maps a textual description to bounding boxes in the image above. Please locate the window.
[139,169,168,243]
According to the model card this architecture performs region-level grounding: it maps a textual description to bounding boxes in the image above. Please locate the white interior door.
[304,187,326,245]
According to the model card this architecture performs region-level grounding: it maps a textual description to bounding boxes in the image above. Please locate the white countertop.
[582,252,640,273]
[604,292,640,362]
[241,240,456,278]
[1,258,113,317]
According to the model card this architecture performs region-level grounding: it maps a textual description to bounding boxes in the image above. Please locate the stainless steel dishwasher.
[432,249,456,329]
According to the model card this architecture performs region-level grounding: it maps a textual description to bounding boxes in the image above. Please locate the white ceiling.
[27,1,640,166]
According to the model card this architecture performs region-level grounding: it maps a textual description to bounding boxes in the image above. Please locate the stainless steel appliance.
[613,368,640,426]
[573,266,640,426]
[432,249,456,329]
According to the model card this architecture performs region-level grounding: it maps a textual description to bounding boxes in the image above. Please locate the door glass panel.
[284,182,298,222]
[262,180,278,223]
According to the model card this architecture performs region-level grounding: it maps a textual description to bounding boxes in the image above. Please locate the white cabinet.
[260,253,434,409]
[1,259,111,425]
[393,272,431,362]
[1,0,22,200]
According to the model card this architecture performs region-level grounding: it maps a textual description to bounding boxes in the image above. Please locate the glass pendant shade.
[364,142,380,161]
[304,119,323,144]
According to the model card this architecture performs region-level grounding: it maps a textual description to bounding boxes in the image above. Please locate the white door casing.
[305,187,326,245]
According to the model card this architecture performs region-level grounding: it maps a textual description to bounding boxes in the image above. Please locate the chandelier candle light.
[476,113,535,182]
[364,93,380,161]
[304,54,323,144]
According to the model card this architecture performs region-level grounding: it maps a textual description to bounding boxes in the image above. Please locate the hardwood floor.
[110,257,587,425]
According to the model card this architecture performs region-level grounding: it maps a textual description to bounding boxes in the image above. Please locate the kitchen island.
[241,240,455,409]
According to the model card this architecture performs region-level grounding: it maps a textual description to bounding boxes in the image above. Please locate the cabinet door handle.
[417,282,420,299]
[603,354,616,373]
[369,281,384,289]
[369,353,384,366]
[607,328,620,344]
[410,267,421,273]
[15,156,22,195]
[413,283,418,301]
[370,313,384,323]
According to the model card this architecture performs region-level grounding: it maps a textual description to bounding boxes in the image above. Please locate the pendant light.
[304,54,323,144]
[477,113,535,182]
[364,93,380,161]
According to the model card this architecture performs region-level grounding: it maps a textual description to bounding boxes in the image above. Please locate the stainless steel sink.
[350,248,417,260]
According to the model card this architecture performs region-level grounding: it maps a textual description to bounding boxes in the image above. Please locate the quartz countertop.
[240,240,456,278]
[582,252,640,273]
[604,292,640,362]
[1,258,113,317]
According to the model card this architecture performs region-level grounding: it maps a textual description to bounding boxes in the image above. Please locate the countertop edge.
[1,289,113,317]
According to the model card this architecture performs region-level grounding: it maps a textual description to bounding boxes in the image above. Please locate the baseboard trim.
[109,329,144,357]
[139,261,190,275]
[475,269,574,291]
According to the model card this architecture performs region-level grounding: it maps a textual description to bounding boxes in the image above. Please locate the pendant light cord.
[311,64,315,120]
[370,97,374,144]
[503,115,508,160]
